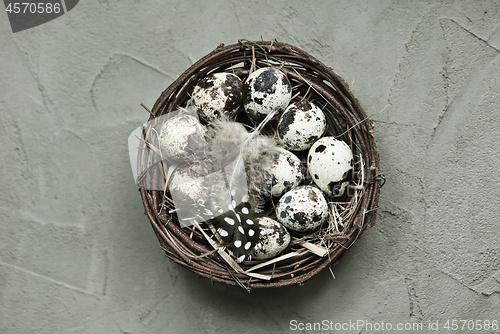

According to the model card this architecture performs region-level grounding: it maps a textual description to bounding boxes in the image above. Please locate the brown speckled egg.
[276,185,329,232]
[191,72,243,121]
[243,67,292,122]
[277,100,326,151]
[270,148,303,197]
[308,137,354,197]
[159,113,206,163]
[250,217,291,260]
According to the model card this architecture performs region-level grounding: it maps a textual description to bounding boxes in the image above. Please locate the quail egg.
[159,113,206,163]
[277,100,326,151]
[191,72,243,122]
[307,137,354,197]
[276,185,329,232]
[168,165,209,215]
[243,67,292,122]
[270,148,303,197]
[250,217,291,260]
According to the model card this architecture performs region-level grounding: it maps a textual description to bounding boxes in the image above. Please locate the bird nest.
[136,40,383,290]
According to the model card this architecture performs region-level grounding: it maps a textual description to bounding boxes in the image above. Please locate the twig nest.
[250,217,291,260]
[276,185,329,232]
[270,148,304,197]
[191,72,243,121]
[308,137,354,197]
[277,100,326,151]
[243,67,292,121]
[138,41,382,289]
[159,113,206,163]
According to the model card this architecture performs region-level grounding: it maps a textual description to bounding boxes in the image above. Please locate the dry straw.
[138,40,383,290]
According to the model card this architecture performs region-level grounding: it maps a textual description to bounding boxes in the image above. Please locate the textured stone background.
[1,1,499,333]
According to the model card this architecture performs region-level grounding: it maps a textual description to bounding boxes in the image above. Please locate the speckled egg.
[250,217,291,260]
[191,72,243,121]
[276,185,329,232]
[159,113,206,163]
[168,164,209,211]
[270,148,303,197]
[308,137,354,197]
[243,67,292,122]
[277,100,326,151]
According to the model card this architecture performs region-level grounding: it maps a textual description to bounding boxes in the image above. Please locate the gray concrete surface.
[1,1,499,333]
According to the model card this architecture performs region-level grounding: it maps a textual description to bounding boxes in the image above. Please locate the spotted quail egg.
[308,137,354,197]
[276,185,329,232]
[270,148,303,197]
[277,100,326,151]
[168,164,209,212]
[250,217,291,260]
[191,72,243,122]
[159,113,206,163]
[243,67,292,122]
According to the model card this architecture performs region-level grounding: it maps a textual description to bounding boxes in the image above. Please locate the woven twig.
[138,40,382,289]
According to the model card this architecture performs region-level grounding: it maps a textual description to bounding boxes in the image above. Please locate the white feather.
[205,112,282,200]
